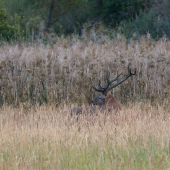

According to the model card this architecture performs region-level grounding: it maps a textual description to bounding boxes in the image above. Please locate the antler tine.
[93,65,136,94]
[105,71,110,88]
[109,71,123,84]
[106,65,136,92]
[92,71,111,94]
[92,85,104,92]
[128,64,136,76]
[92,80,105,92]
[98,80,104,90]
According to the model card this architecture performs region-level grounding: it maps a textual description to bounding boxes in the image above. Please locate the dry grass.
[0,34,170,106]
[0,33,170,169]
[0,103,170,169]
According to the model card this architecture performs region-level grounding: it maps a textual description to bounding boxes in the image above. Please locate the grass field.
[0,103,170,170]
[0,33,170,169]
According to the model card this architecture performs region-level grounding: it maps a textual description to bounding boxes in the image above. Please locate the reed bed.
[0,34,170,106]
[0,103,170,169]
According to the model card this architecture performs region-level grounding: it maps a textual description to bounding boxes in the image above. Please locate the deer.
[68,65,136,116]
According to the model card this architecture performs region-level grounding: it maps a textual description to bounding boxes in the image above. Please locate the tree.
[44,0,83,32]
[102,0,152,26]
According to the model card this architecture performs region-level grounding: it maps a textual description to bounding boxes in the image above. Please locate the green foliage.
[1,0,151,36]
[101,0,151,26]
[1,0,170,40]
[0,9,13,40]
[2,0,42,37]
[118,1,170,40]
[0,8,26,41]
[2,0,91,36]
[118,9,158,39]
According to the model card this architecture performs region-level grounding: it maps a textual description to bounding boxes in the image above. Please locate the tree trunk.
[44,0,55,32]
[97,0,103,10]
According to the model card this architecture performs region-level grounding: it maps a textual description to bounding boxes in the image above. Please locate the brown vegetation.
[0,103,170,169]
[0,33,170,169]
[0,34,169,107]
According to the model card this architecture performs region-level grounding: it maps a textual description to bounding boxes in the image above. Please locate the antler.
[106,64,136,92]
[93,64,136,94]
[92,70,123,94]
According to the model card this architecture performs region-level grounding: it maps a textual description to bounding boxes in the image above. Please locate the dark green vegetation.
[0,0,170,41]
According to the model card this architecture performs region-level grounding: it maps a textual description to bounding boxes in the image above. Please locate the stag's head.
[91,93,107,106]
[91,65,136,106]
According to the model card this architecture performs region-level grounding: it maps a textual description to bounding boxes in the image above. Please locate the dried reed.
[0,34,169,106]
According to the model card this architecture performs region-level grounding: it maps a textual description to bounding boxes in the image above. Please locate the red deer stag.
[69,65,136,116]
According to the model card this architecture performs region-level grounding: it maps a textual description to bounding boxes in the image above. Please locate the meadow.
[0,103,170,169]
[0,32,170,169]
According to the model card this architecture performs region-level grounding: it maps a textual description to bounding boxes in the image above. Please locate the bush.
[0,8,25,41]
[118,1,170,39]
[101,0,151,26]
[0,8,13,40]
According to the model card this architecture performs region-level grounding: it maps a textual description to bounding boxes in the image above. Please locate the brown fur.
[105,92,121,112]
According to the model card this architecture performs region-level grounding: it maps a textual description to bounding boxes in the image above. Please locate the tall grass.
[0,103,170,169]
[0,32,170,169]
[0,33,170,107]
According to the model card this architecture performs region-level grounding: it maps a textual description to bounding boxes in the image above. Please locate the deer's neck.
[106,93,119,106]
